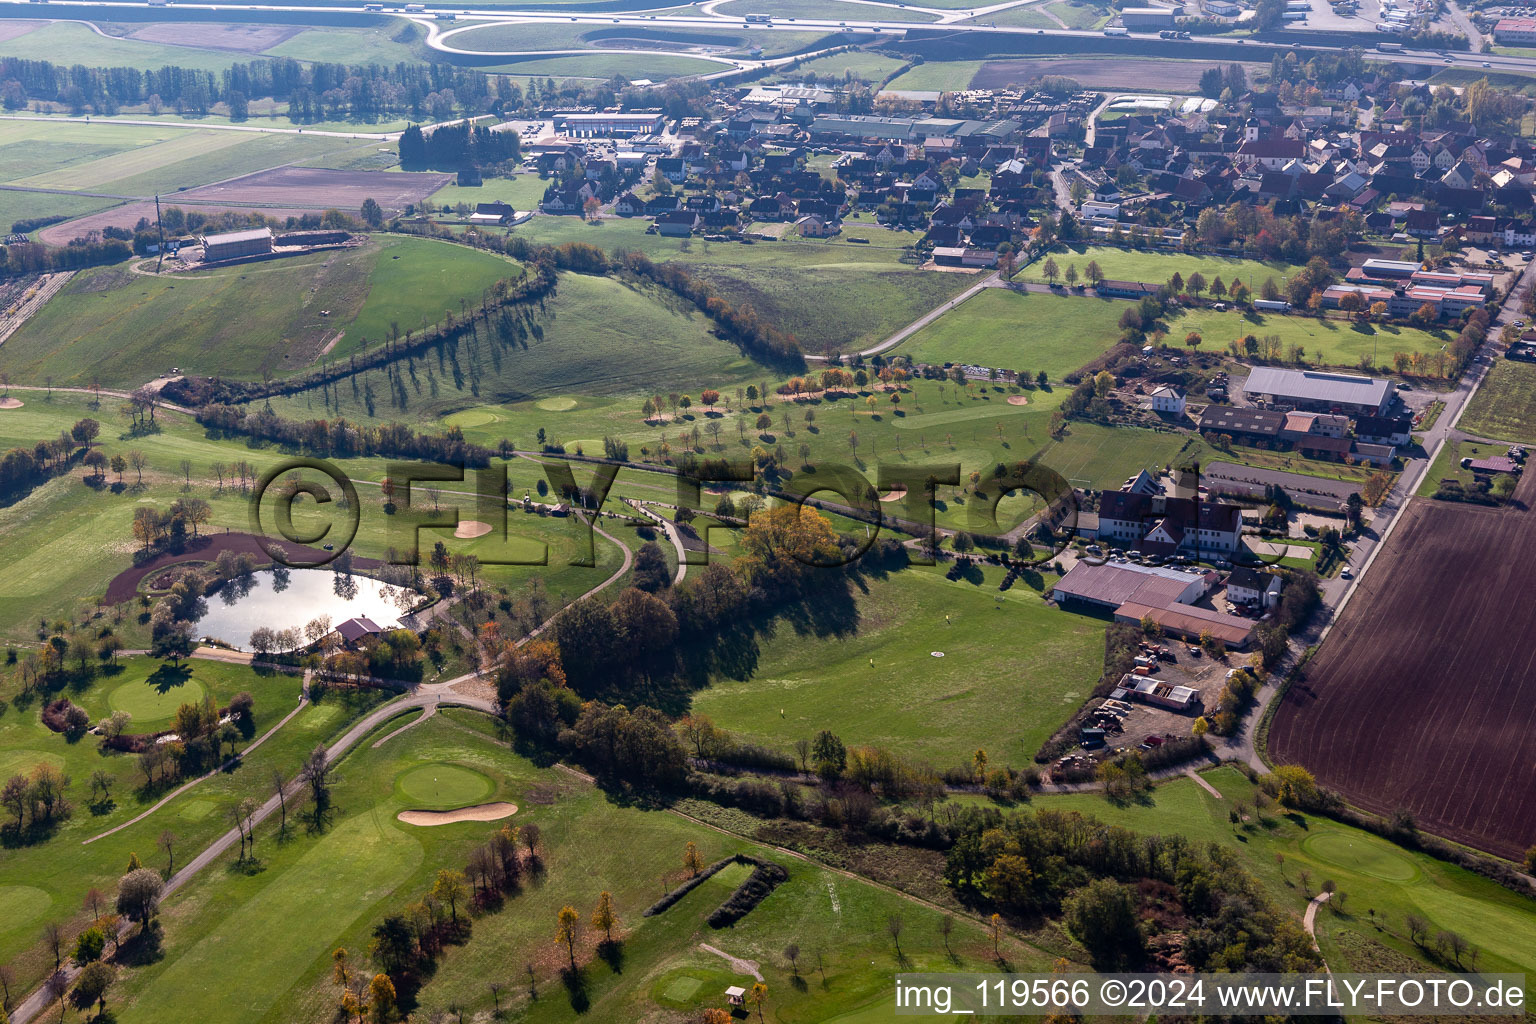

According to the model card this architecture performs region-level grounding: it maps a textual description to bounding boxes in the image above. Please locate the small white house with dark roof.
[1150,385,1186,416]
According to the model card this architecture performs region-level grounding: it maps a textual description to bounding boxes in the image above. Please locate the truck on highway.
[403,3,426,11]
[1103,25,1129,34]
[745,13,771,22]
[1376,38,1404,48]
[364,3,383,9]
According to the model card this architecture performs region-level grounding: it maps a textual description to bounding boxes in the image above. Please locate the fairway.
[442,408,501,428]
[689,565,1105,768]
[108,675,208,725]
[396,763,495,808]
[536,396,580,411]
[892,288,1126,377]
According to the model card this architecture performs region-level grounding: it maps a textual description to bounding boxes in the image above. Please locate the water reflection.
[193,569,412,649]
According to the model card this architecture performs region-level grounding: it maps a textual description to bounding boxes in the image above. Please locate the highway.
[0,0,1530,79]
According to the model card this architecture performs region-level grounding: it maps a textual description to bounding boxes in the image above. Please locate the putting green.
[443,408,500,429]
[0,886,51,930]
[1302,830,1419,882]
[536,396,579,412]
[108,677,207,725]
[396,763,494,809]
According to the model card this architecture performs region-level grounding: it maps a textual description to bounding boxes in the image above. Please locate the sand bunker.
[1006,395,1030,406]
[454,520,493,539]
[0,398,23,409]
[398,802,517,826]
[879,486,908,502]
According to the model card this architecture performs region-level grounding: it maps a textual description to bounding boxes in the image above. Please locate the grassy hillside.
[0,236,520,385]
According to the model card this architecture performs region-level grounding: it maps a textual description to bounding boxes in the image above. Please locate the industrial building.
[1120,5,1179,28]
[552,112,666,136]
[201,227,273,262]
[1494,16,1536,42]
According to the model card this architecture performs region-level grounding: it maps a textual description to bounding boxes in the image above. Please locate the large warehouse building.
[1120,5,1179,27]
[201,226,274,262]
[1241,367,1393,417]
[553,112,666,136]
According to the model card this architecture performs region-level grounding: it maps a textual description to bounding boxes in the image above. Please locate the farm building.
[201,226,273,262]
[1462,456,1522,474]
[1096,491,1244,556]
[1242,367,1392,416]
[1114,674,1200,711]
[1053,561,1254,648]
[1052,560,1213,610]
[1226,566,1283,607]
[1198,406,1286,443]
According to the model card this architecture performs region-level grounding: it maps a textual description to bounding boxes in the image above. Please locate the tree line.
[397,121,520,173]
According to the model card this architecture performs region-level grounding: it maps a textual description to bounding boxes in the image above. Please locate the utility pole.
[155,193,166,272]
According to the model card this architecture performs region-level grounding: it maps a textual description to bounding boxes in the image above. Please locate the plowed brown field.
[1270,493,1536,861]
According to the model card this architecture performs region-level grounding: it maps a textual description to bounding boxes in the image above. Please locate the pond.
[192,569,415,650]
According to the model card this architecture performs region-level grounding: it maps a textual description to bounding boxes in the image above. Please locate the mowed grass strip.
[688,564,1104,768]
[11,129,254,191]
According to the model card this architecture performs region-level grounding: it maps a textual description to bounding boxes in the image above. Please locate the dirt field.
[176,166,453,211]
[127,22,302,52]
[38,168,450,244]
[1269,494,1536,861]
[971,57,1260,91]
[0,20,41,42]
[40,203,320,245]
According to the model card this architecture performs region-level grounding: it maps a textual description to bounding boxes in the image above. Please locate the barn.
[202,227,274,262]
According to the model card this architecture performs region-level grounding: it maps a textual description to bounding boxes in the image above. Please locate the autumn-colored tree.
[332,947,352,989]
[684,840,705,877]
[592,891,617,942]
[990,912,1003,956]
[557,905,580,971]
[367,973,396,1024]
[750,982,768,1022]
[431,869,469,925]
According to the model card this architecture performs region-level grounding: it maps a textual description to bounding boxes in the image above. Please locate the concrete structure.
[1116,674,1200,710]
[201,226,273,262]
[1242,367,1392,416]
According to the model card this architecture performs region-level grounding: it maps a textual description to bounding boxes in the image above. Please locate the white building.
[1150,385,1186,416]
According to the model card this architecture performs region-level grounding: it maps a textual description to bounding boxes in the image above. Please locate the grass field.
[0,21,246,73]
[427,172,550,212]
[264,23,426,64]
[689,563,1103,769]
[1044,0,1112,28]
[0,193,120,238]
[763,49,907,83]
[1164,307,1449,371]
[891,288,1127,377]
[106,711,1050,1023]
[0,119,364,199]
[1034,244,1301,291]
[883,59,985,91]
[963,5,1059,27]
[716,0,941,20]
[1415,437,1516,497]
[1458,357,1536,443]
[1037,767,1536,994]
[0,235,519,385]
